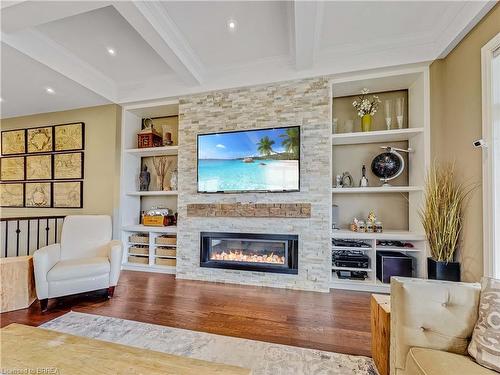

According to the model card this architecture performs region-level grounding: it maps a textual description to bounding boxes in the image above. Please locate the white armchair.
[33,215,123,311]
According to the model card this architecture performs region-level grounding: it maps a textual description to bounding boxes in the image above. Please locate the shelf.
[332,266,372,272]
[122,225,177,234]
[126,191,178,196]
[376,246,422,252]
[122,262,176,274]
[332,186,423,194]
[330,273,390,292]
[332,229,425,241]
[154,255,176,259]
[331,127,424,145]
[128,253,149,257]
[124,145,178,157]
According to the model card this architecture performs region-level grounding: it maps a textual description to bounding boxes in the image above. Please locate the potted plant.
[419,164,473,281]
[352,88,381,132]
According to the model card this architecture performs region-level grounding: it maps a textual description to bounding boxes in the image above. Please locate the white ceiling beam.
[1,1,110,33]
[113,1,204,86]
[292,1,324,70]
[1,29,116,101]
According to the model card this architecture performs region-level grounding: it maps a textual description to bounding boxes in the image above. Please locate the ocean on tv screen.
[197,127,300,192]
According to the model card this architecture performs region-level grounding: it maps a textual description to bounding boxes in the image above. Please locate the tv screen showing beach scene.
[197,126,300,193]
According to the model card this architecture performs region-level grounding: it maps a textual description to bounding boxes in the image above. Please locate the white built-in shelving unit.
[330,66,430,292]
[119,99,180,274]
[116,66,430,292]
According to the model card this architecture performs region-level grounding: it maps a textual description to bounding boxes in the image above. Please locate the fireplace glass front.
[200,232,298,274]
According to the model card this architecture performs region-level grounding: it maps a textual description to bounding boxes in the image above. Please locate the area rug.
[41,312,377,375]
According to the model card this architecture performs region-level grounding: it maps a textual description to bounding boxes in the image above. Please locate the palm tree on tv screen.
[280,128,299,159]
[257,136,275,157]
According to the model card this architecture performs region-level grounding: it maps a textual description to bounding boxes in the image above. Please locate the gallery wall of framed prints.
[0,122,84,208]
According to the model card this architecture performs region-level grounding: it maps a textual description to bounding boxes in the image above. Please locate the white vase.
[170,169,178,191]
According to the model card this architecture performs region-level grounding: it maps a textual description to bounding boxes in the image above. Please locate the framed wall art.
[27,126,53,153]
[54,152,83,180]
[0,183,24,207]
[1,122,85,208]
[0,156,25,181]
[54,123,84,152]
[53,181,82,208]
[26,154,52,180]
[1,129,26,155]
[25,182,51,208]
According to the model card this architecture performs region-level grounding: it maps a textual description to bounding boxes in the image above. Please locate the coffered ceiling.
[0,1,496,118]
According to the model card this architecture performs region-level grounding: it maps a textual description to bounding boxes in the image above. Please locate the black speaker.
[376,251,413,283]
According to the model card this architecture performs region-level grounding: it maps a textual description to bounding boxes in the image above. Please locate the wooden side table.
[0,256,36,313]
[371,293,391,375]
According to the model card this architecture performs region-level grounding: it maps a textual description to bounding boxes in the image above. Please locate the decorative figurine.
[367,210,377,224]
[170,169,178,191]
[139,165,151,191]
[162,125,173,146]
[335,175,343,188]
[341,171,353,187]
[359,165,369,187]
[350,217,359,232]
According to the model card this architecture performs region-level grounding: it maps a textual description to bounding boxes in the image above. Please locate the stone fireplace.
[177,77,332,292]
[200,232,299,274]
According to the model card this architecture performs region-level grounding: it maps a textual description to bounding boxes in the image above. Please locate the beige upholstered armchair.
[390,277,496,375]
[33,215,123,311]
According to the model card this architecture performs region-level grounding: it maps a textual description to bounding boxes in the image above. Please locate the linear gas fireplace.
[200,232,298,274]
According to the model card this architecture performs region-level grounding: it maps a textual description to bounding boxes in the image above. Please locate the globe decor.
[352,88,381,132]
[371,146,405,186]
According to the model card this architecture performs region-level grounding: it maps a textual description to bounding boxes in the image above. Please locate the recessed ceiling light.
[107,47,116,56]
[46,87,55,94]
[227,20,237,31]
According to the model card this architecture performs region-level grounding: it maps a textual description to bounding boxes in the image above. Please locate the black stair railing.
[0,216,66,258]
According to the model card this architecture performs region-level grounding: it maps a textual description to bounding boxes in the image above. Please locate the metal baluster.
[54,218,58,243]
[4,221,8,258]
[45,218,49,246]
[37,219,40,250]
[27,220,31,255]
[15,220,20,256]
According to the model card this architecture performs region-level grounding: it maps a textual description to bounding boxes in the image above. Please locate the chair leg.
[107,286,115,298]
[40,299,48,312]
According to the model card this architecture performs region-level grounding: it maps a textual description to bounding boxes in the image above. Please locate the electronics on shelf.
[332,250,370,269]
[332,239,371,248]
[376,251,413,283]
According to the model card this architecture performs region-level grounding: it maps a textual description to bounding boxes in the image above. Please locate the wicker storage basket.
[156,247,176,257]
[129,234,149,244]
[155,258,176,267]
[129,246,149,256]
[155,235,176,246]
[128,255,149,264]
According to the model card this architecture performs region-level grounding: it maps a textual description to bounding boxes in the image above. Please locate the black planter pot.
[427,257,461,281]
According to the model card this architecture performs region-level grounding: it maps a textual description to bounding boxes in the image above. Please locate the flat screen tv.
[197,126,300,193]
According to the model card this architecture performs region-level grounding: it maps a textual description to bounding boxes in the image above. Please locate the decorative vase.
[427,258,461,282]
[170,169,178,191]
[361,115,373,132]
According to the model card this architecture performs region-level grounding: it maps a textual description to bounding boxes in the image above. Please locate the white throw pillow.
[468,277,500,372]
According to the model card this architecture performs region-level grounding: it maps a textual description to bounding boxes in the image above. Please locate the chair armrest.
[33,243,61,299]
[107,240,123,286]
[390,277,481,375]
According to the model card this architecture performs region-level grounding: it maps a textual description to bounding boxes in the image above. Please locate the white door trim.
[481,32,500,278]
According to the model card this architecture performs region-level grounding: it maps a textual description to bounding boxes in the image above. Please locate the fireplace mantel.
[187,203,311,218]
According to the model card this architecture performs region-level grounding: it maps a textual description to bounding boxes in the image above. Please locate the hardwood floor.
[0,270,373,356]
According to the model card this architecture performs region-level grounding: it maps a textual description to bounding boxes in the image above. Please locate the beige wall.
[0,104,121,222]
[430,4,500,282]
